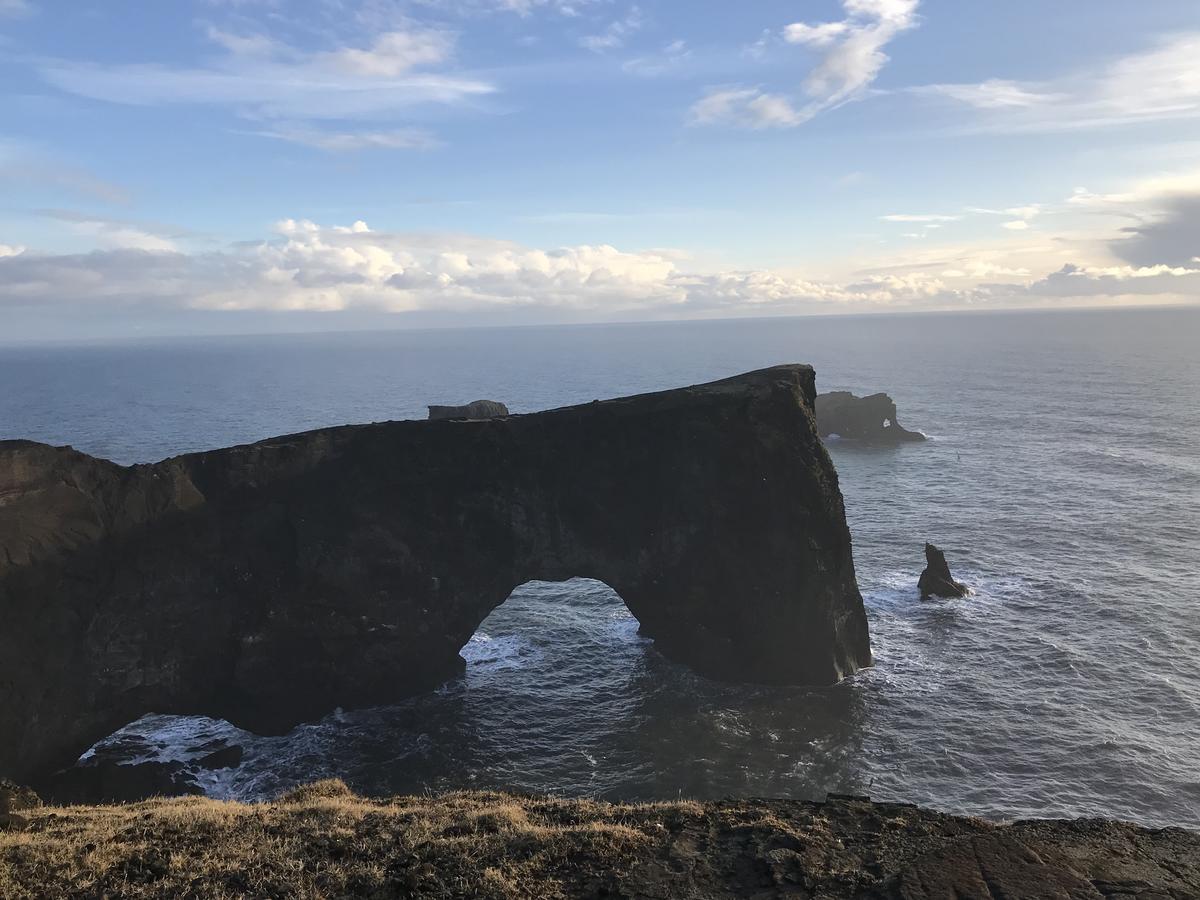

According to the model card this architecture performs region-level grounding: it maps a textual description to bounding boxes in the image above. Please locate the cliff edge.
[2,786,1196,899]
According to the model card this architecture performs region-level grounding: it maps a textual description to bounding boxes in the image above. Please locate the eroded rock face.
[919,543,969,599]
[0,365,871,783]
[816,391,926,443]
[428,400,509,420]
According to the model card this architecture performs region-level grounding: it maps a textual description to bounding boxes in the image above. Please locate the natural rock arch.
[0,365,871,783]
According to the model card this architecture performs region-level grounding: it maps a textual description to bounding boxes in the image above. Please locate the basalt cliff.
[0,365,871,783]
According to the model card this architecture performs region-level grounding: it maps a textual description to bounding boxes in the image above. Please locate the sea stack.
[919,543,969,599]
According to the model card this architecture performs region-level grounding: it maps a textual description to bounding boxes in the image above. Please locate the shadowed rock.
[37,760,204,806]
[428,400,509,420]
[0,365,871,784]
[816,391,926,443]
[0,780,40,831]
[919,543,969,599]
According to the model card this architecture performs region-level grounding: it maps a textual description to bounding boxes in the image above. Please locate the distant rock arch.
[0,366,871,783]
[815,391,925,443]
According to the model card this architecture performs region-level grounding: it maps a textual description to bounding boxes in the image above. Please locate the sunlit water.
[3,308,1198,827]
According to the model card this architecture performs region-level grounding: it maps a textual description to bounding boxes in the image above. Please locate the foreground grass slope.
[2,780,1197,899]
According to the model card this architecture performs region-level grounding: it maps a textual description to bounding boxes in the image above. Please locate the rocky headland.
[0,365,871,786]
[1,782,1197,899]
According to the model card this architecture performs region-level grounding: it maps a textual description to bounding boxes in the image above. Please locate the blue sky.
[2,0,1199,339]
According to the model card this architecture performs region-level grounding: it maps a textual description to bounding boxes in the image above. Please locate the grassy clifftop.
[2,780,1197,899]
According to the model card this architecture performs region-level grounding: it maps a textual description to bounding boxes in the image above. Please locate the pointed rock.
[919,543,969,599]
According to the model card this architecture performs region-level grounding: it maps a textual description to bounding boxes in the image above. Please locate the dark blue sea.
[2,307,1198,828]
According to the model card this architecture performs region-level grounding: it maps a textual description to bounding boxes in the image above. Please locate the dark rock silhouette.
[0,779,40,832]
[919,543,969,599]
[815,391,925,443]
[0,365,871,784]
[428,400,509,420]
[37,760,204,807]
[196,744,244,771]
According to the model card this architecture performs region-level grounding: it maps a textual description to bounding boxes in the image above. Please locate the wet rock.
[816,391,926,443]
[427,400,509,420]
[196,744,244,771]
[919,543,969,599]
[0,365,870,784]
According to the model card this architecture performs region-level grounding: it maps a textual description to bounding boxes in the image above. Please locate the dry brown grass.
[0,780,674,899]
[4,784,1198,899]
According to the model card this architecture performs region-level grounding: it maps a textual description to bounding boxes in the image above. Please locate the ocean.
[2,307,1197,828]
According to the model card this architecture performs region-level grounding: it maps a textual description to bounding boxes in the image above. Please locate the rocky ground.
[1,780,1197,899]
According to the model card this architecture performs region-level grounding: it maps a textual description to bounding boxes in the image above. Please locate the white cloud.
[622,39,689,77]
[0,0,31,17]
[1005,205,1041,220]
[692,0,918,129]
[1068,171,1200,209]
[36,25,494,129]
[1002,220,1030,231]
[0,244,24,258]
[689,88,804,128]
[325,30,453,77]
[469,0,598,15]
[916,33,1200,132]
[916,79,1062,109]
[35,209,183,252]
[580,6,643,52]
[966,205,1042,220]
[252,126,441,151]
[880,213,959,223]
[782,22,850,48]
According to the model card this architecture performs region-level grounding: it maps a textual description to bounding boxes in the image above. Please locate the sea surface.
[2,308,1198,828]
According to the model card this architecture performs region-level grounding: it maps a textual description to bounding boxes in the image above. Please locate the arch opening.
[41,578,656,805]
[461,577,649,682]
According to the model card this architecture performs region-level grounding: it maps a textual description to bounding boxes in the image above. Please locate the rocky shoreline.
[2,782,1197,899]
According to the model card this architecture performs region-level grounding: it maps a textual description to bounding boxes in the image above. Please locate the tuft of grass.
[277,777,356,804]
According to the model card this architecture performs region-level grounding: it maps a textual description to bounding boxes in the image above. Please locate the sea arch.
[0,366,870,783]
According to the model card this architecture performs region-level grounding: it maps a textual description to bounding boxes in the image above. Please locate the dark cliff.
[0,365,871,783]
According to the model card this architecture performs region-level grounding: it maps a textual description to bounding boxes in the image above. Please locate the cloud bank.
[3,213,1196,333]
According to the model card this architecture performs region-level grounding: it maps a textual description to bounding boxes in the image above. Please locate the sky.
[2,0,1199,340]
